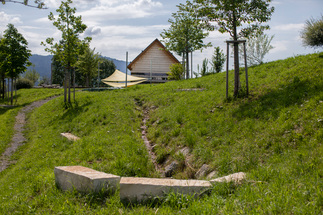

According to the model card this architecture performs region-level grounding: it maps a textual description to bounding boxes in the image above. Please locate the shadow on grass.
[59,100,93,121]
[233,77,323,120]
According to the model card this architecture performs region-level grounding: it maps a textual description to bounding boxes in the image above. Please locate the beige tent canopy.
[101,69,147,88]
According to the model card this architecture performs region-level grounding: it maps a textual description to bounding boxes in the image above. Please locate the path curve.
[0,96,58,172]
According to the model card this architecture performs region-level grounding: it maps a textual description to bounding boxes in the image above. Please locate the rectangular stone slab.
[60,133,80,141]
[54,166,120,193]
[120,177,211,202]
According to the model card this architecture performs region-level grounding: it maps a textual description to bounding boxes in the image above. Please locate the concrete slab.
[60,133,80,141]
[120,177,211,202]
[210,172,246,184]
[54,166,120,193]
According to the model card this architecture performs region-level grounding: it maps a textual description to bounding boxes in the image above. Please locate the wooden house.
[127,39,180,83]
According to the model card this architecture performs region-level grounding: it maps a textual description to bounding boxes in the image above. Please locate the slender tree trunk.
[1,77,4,99]
[15,78,17,104]
[233,13,240,97]
[68,66,71,103]
[182,53,185,80]
[86,73,89,88]
[7,78,9,104]
[64,67,67,103]
[73,67,75,101]
[10,78,13,105]
[186,50,189,79]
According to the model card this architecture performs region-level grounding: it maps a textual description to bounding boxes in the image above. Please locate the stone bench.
[54,166,120,193]
[120,177,212,202]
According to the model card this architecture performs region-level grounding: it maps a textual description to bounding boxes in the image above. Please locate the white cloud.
[0,12,22,28]
[273,23,304,31]
[77,0,163,24]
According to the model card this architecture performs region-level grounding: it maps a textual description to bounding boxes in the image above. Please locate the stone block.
[54,166,120,193]
[120,177,211,202]
[60,133,80,141]
[195,164,210,179]
[210,172,246,184]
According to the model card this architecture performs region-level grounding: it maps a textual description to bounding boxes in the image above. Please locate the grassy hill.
[0,53,322,214]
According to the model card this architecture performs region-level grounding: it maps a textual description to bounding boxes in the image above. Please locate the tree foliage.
[98,58,116,87]
[188,0,274,96]
[51,54,65,86]
[1,24,31,104]
[0,35,7,99]
[301,15,323,48]
[210,46,226,73]
[240,34,274,66]
[161,3,210,79]
[75,46,100,87]
[24,65,40,85]
[41,0,90,103]
[168,63,184,80]
[1,0,45,9]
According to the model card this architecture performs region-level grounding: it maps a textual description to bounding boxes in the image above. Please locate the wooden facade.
[127,39,180,83]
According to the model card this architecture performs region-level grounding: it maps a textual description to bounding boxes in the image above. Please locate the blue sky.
[1,0,322,71]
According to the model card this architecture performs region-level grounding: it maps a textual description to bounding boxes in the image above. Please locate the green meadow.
[0,53,322,214]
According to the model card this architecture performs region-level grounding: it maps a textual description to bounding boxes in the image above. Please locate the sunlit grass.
[0,53,322,214]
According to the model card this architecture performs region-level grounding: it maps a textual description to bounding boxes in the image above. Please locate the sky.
[1,0,322,72]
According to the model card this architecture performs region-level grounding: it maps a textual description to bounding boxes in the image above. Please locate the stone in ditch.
[54,166,120,193]
[195,164,210,179]
[164,161,178,177]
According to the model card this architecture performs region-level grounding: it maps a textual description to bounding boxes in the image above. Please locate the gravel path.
[0,97,57,173]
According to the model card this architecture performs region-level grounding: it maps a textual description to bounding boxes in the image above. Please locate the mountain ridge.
[27,54,127,78]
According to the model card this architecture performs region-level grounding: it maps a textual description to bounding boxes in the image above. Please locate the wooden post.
[226,42,229,99]
[243,42,249,96]
[125,52,128,88]
[150,59,152,85]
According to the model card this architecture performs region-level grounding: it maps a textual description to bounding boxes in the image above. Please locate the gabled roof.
[127,38,180,70]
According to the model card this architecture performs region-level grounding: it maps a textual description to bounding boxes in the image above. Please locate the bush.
[168,63,184,80]
[301,15,323,48]
[16,78,33,89]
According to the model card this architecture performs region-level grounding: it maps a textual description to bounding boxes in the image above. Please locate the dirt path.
[0,97,58,173]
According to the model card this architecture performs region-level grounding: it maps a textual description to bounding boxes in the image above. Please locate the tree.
[1,0,45,8]
[51,54,65,86]
[75,46,100,87]
[42,0,91,103]
[39,76,50,85]
[161,3,210,79]
[2,23,31,105]
[240,34,274,66]
[210,46,226,73]
[0,35,7,99]
[24,65,40,85]
[189,0,274,96]
[98,58,116,87]
[301,15,323,48]
[168,63,184,80]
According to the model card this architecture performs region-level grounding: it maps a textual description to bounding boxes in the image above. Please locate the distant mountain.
[27,54,127,78]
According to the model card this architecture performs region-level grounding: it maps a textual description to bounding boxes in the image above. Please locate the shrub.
[168,63,184,80]
[16,78,33,89]
[301,15,323,48]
